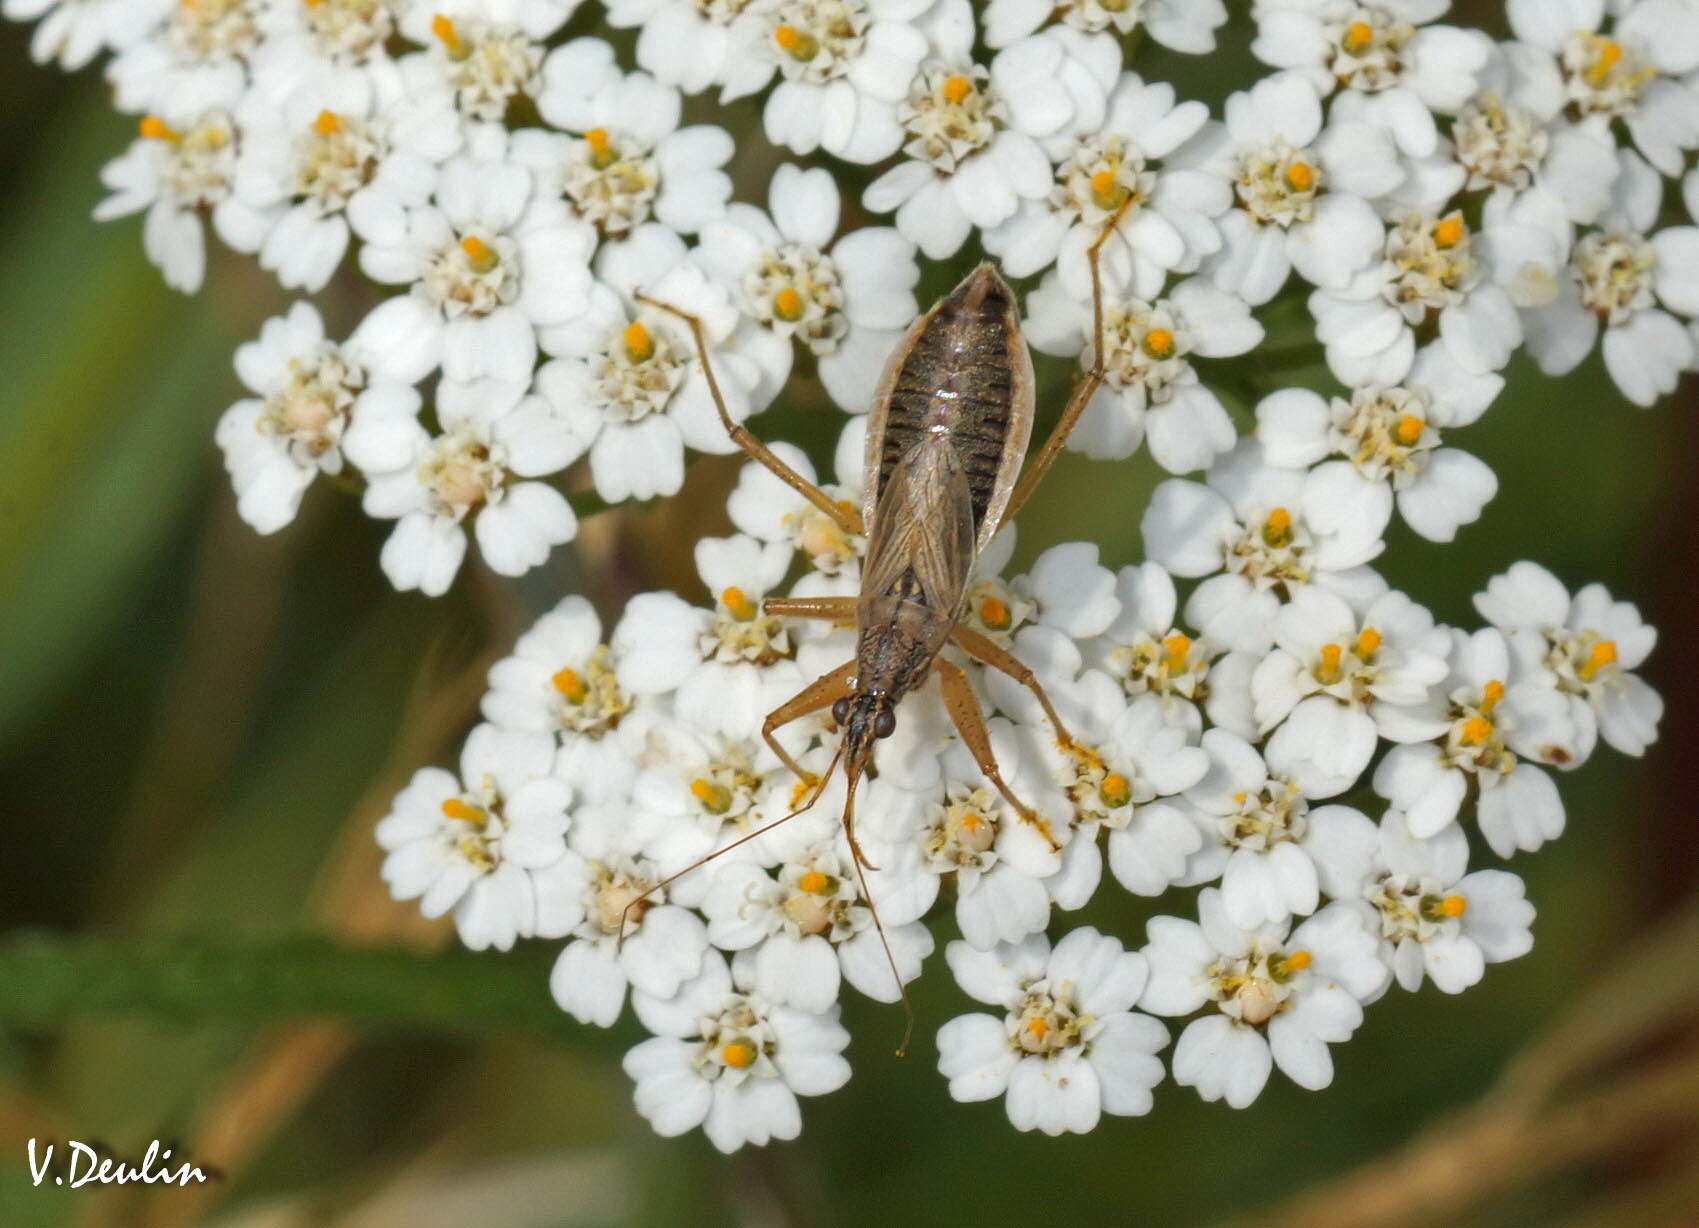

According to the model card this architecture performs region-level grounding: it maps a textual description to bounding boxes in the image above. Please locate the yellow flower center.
[1480,679,1505,714]
[1284,160,1315,192]
[1143,327,1176,359]
[460,235,498,273]
[1587,39,1623,86]
[551,667,588,702]
[1433,212,1466,250]
[1263,507,1293,546]
[1162,633,1192,670]
[623,319,654,362]
[773,286,804,321]
[1394,414,1424,445]
[313,109,342,135]
[440,798,486,823]
[1460,715,1493,745]
[1316,643,1344,684]
[691,778,732,814]
[1579,639,1617,680]
[431,13,468,59]
[1341,20,1374,55]
[139,115,182,143]
[773,23,817,60]
[1100,772,1132,809]
[797,869,832,895]
[941,74,973,105]
[1356,627,1382,658]
[1439,893,1467,918]
[721,586,757,621]
[584,126,616,169]
[1090,167,1128,211]
[978,595,1012,630]
[721,1039,758,1068]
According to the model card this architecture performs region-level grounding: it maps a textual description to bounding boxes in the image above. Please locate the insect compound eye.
[831,698,851,727]
[873,708,897,739]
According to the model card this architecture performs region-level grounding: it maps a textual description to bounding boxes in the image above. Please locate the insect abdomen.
[877,267,1024,538]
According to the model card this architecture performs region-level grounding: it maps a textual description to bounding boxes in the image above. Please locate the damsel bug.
[628,209,1129,1053]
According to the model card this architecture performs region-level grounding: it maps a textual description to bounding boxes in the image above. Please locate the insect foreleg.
[634,293,864,538]
[934,658,1061,852]
[762,596,858,623]
[998,198,1134,527]
[761,659,858,784]
[949,624,1078,751]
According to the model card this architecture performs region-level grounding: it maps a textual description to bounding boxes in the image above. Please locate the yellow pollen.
[460,235,498,273]
[978,595,1012,630]
[1395,414,1424,445]
[1317,643,1343,680]
[941,75,973,105]
[1263,506,1293,546]
[1461,715,1493,745]
[440,798,485,823]
[1440,894,1467,918]
[313,109,342,135]
[690,778,732,814]
[1100,772,1132,808]
[798,870,831,895]
[1433,213,1466,250]
[1284,161,1315,192]
[139,115,182,143]
[721,586,757,621]
[1580,639,1617,680]
[1588,39,1623,85]
[773,286,804,321]
[583,126,617,169]
[431,14,467,57]
[551,667,588,702]
[1143,327,1176,359]
[1342,20,1374,54]
[721,1039,758,1068]
[1481,679,1505,713]
[773,23,817,59]
[623,320,654,362]
[1025,1017,1049,1039]
[1161,634,1193,671]
[1232,791,1247,804]
[1284,948,1312,971]
[959,811,986,832]
[1355,627,1382,658]
[1090,166,1130,211]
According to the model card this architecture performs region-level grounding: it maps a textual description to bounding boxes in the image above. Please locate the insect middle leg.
[761,659,857,785]
[998,200,1134,527]
[635,293,863,538]
[949,624,1078,751]
[934,657,1061,852]
[762,596,857,623]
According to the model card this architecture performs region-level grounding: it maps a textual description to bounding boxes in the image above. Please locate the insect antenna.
[615,742,846,954]
[839,768,916,1058]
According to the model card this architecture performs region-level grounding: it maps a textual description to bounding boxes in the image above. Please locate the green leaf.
[0,932,621,1049]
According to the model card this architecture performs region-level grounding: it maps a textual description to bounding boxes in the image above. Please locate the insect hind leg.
[934,657,1061,852]
[634,293,863,538]
[999,197,1135,527]
[950,623,1078,750]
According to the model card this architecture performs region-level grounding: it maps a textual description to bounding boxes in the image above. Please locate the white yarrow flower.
[938,929,1167,1134]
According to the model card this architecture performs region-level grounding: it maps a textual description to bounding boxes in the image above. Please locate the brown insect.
[628,211,1127,1053]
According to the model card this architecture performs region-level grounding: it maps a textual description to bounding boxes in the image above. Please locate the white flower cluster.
[10,0,1679,1150]
[372,422,1661,1141]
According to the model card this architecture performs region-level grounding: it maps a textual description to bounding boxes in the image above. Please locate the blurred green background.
[3,6,1697,1227]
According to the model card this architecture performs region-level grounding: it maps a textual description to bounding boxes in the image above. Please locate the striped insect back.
[863,265,1035,556]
